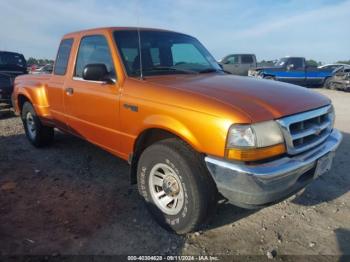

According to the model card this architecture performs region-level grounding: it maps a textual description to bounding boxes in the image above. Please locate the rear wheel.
[137,138,218,234]
[21,102,54,147]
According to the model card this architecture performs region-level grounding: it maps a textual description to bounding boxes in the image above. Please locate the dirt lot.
[0,89,349,258]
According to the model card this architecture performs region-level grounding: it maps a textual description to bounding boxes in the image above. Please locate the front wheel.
[137,138,218,234]
[21,102,54,147]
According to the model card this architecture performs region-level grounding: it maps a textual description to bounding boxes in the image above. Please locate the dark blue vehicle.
[0,51,27,106]
[249,57,334,87]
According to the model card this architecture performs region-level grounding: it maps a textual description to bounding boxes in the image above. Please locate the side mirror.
[83,64,114,83]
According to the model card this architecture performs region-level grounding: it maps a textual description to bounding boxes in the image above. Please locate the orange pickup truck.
[12,27,342,234]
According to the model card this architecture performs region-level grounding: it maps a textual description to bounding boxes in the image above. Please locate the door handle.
[65,87,74,96]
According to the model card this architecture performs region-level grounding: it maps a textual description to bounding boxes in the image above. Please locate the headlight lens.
[252,121,285,147]
[226,121,286,161]
[227,121,284,148]
[227,125,255,148]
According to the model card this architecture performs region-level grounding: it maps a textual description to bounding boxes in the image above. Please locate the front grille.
[277,105,334,155]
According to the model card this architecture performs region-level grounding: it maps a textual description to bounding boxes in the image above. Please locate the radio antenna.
[137,27,143,80]
[136,0,143,80]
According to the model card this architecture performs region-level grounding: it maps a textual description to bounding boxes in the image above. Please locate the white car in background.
[32,64,53,75]
[318,64,350,71]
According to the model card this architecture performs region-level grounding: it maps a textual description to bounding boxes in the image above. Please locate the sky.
[0,0,349,63]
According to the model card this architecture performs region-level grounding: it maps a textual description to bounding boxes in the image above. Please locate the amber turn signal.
[227,143,286,161]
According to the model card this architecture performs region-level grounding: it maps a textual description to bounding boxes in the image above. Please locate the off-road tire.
[137,138,218,234]
[21,102,54,147]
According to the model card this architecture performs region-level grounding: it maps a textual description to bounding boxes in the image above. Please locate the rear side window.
[54,39,73,75]
[74,35,115,78]
[241,55,254,64]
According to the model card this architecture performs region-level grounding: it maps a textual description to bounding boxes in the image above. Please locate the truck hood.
[145,74,330,122]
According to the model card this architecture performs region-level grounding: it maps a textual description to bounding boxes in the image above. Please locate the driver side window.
[74,35,115,79]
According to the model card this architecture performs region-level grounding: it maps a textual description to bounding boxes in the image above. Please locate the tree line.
[27,57,54,66]
[336,60,350,65]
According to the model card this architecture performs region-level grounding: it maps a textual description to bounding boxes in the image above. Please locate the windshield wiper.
[136,66,197,75]
[199,68,225,74]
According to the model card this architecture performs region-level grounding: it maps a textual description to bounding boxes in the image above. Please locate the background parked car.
[327,65,350,91]
[32,64,54,75]
[219,54,257,76]
[0,51,27,105]
[318,63,350,71]
[248,56,334,87]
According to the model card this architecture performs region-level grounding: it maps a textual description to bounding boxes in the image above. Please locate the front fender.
[142,114,201,151]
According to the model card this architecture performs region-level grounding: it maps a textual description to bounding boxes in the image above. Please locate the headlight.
[226,121,286,161]
[227,125,255,147]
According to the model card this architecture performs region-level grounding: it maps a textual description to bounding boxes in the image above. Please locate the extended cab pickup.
[248,57,334,87]
[12,27,342,234]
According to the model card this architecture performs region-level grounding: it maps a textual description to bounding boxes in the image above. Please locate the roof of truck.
[0,51,24,55]
[63,27,184,38]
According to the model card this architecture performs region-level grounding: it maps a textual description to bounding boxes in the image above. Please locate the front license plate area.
[315,152,335,178]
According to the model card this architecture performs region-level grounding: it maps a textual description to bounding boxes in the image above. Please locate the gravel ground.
[0,89,349,258]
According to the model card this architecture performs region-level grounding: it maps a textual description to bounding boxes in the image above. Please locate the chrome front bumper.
[205,129,342,208]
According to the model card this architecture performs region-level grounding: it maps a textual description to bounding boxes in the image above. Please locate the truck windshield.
[0,52,26,69]
[113,30,221,77]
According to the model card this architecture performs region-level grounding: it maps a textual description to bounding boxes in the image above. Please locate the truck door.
[46,38,74,131]
[63,34,122,155]
[282,58,306,86]
[305,66,328,87]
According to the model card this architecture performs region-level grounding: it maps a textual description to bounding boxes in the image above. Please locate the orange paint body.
[12,27,330,162]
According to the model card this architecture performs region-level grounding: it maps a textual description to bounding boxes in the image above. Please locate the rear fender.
[16,84,50,117]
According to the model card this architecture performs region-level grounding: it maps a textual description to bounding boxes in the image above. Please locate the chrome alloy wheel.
[26,112,37,139]
[148,163,184,215]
